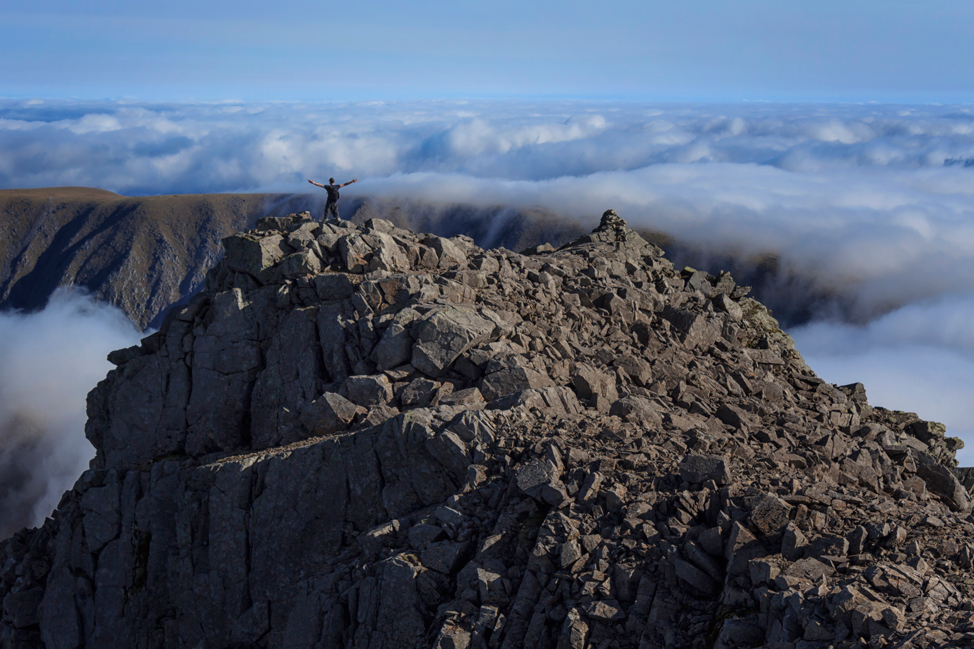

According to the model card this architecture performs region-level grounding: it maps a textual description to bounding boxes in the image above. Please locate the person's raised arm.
[340,178,359,188]
[308,179,326,188]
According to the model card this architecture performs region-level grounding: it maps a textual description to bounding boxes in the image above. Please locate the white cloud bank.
[792,295,974,466]
[0,289,142,536]
[2,98,974,485]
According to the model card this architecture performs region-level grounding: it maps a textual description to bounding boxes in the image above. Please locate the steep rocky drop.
[1,210,971,649]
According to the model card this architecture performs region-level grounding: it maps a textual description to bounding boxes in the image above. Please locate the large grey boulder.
[609,395,662,427]
[313,273,354,301]
[515,458,567,507]
[339,232,373,273]
[279,248,322,278]
[223,233,290,283]
[300,392,364,436]
[374,308,422,371]
[341,374,395,407]
[411,306,501,377]
[480,365,552,402]
[423,235,467,269]
[572,364,618,411]
[915,452,972,513]
[486,387,582,417]
[367,232,411,272]
[679,453,732,486]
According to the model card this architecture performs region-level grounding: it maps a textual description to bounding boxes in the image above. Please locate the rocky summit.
[1,210,972,649]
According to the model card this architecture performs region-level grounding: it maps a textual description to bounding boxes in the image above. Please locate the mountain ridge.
[0,187,842,334]
[0,188,592,329]
[1,209,971,648]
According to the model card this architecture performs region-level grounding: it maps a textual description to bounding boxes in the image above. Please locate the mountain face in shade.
[0,188,314,329]
[0,209,969,648]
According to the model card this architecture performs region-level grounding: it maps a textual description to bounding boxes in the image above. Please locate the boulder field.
[1,210,971,649]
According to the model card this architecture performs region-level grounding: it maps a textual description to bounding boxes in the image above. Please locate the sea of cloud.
[1,98,973,520]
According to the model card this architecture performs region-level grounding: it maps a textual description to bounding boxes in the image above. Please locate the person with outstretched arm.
[308,177,358,221]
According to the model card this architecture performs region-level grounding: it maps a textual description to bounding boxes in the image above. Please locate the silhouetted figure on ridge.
[308,177,358,221]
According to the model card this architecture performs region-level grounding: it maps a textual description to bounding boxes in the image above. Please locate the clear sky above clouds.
[3,0,974,102]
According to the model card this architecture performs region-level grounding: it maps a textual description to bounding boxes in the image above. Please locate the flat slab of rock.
[411,307,500,377]
[679,453,732,486]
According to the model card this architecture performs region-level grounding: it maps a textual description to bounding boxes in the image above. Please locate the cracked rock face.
[1,210,972,649]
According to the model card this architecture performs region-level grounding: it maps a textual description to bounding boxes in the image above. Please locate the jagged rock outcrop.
[1,209,972,649]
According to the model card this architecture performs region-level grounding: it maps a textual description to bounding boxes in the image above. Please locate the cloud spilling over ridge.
[2,99,973,322]
[3,98,974,462]
[0,288,142,537]
[368,163,974,321]
[791,295,974,466]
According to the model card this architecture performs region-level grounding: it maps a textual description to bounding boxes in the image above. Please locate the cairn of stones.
[1,209,972,649]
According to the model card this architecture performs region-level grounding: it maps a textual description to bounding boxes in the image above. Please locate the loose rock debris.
[1,209,972,649]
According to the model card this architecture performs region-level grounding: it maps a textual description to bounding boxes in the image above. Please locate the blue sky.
[3,0,974,102]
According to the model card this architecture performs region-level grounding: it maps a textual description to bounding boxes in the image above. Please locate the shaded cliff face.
[1,211,971,649]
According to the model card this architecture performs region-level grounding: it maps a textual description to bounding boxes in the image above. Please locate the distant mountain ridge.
[0,188,313,329]
[0,188,591,329]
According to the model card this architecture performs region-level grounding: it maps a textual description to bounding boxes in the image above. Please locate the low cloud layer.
[792,295,974,466]
[0,289,142,536]
[3,100,974,192]
[2,98,974,481]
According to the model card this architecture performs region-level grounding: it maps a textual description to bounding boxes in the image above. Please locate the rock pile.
[1,210,972,649]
